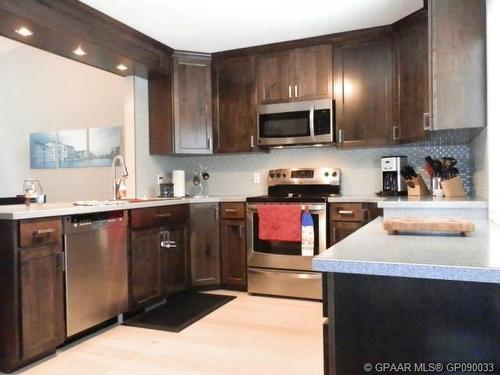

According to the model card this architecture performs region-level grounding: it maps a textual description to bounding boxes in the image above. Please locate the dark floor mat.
[123,292,236,333]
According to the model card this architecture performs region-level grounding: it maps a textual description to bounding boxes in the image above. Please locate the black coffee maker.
[381,156,408,196]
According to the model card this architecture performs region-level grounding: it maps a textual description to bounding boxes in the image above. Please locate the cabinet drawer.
[220,203,245,219]
[330,203,366,222]
[19,218,62,248]
[130,205,189,230]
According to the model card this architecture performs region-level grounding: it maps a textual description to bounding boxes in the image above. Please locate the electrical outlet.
[157,175,164,186]
[253,172,261,184]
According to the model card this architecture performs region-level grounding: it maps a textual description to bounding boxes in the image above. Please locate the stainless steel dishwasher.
[64,210,128,337]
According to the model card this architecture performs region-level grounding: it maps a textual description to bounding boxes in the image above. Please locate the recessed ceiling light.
[116,64,128,71]
[15,26,33,37]
[73,46,87,56]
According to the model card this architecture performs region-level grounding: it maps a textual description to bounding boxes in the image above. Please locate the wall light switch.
[157,175,164,186]
[253,172,261,184]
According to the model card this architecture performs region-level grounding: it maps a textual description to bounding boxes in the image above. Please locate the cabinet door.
[396,11,429,143]
[214,55,258,153]
[329,221,364,246]
[293,44,332,101]
[221,220,247,289]
[258,50,293,104]
[334,35,395,147]
[130,228,162,307]
[429,0,486,130]
[149,70,174,155]
[190,204,221,287]
[173,55,213,154]
[161,225,189,295]
[20,245,65,360]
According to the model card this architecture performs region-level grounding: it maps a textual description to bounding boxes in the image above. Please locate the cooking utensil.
[424,162,435,178]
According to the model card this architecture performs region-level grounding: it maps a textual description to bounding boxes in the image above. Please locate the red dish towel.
[258,205,302,242]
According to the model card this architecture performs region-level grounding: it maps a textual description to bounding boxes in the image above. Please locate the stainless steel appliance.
[258,99,334,147]
[246,167,340,300]
[64,211,128,337]
[381,156,408,196]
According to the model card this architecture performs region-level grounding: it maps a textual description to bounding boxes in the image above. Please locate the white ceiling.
[79,0,423,53]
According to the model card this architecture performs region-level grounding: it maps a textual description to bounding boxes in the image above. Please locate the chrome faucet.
[111,155,129,200]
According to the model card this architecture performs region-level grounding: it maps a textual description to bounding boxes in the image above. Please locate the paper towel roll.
[172,170,185,197]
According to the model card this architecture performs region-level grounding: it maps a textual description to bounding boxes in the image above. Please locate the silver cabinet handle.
[239,224,244,238]
[155,213,172,218]
[207,138,212,150]
[294,84,298,98]
[423,113,431,131]
[288,85,292,98]
[214,206,220,220]
[160,231,177,248]
[332,227,337,244]
[393,126,400,141]
[250,135,255,148]
[338,210,354,215]
[33,228,56,236]
[224,208,238,213]
[338,129,344,143]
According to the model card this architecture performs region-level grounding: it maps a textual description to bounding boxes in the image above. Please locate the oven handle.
[246,203,326,212]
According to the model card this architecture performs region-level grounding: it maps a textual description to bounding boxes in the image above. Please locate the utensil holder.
[404,175,430,196]
[441,176,466,197]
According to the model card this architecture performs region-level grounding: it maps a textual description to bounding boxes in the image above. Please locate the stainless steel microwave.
[257,99,334,147]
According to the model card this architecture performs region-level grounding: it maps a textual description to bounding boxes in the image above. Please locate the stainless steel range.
[246,167,340,300]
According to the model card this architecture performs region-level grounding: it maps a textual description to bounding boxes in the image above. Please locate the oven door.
[258,99,333,146]
[246,202,327,271]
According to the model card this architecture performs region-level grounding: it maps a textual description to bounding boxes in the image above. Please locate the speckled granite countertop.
[0,196,248,220]
[313,217,500,284]
[378,196,488,208]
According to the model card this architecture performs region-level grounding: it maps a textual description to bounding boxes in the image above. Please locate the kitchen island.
[313,217,500,374]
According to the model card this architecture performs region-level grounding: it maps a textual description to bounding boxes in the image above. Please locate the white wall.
[472,129,488,199]
[0,36,131,202]
[487,0,499,223]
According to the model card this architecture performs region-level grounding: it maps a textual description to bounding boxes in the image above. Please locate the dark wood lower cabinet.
[161,225,189,295]
[190,204,221,287]
[130,228,162,307]
[130,224,189,309]
[220,219,247,290]
[20,245,65,361]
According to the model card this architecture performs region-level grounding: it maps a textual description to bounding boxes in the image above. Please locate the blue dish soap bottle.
[301,209,314,256]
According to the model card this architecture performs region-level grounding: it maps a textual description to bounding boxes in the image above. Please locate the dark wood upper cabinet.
[220,219,247,290]
[333,34,395,147]
[190,204,221,287]
[429,0,486,130]
[258,44,332,104]
[258,50,293,104]
[149,69,174,155]
[394,10,429,143]
[173,53,213,154]
[213,54,258,153]
[20,244,65,361]
[293,45,332,101]
[129,228,162,307]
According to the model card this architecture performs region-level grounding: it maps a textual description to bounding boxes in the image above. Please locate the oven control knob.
[282,173,287,178]
[332,171,338,177]
[276,173,281,178]
[324,172,329,177]
[270,173,275,178]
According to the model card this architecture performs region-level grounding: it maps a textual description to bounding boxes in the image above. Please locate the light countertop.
[378,196,488,209]
[0,196,248,220]
[313,217,500,284]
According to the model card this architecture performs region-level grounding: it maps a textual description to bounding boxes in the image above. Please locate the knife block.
[404,175,430,196]
[441,176,466,197]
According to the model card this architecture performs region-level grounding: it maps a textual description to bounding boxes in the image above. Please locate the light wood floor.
[15,291,324,375]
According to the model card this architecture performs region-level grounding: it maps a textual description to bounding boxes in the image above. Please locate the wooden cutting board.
[383,218,475,236]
